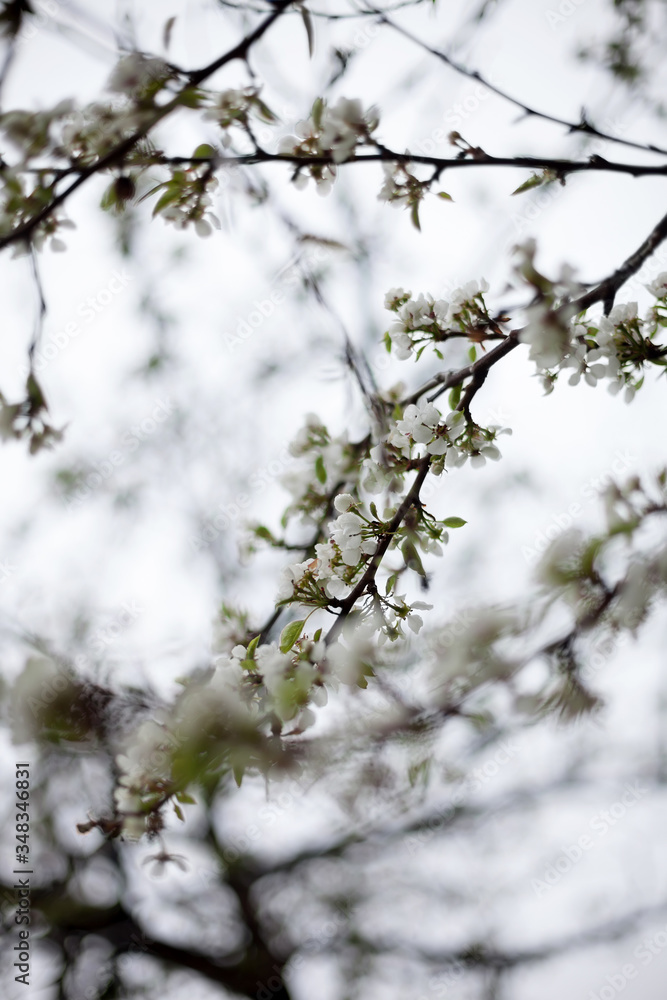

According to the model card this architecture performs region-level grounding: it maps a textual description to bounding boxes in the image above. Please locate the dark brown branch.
[325,457,431,645]
[405,207,667,408]
[402,332,520,407]
[134,148,667,178]
[0,0,293,252]
[575,207,667,314]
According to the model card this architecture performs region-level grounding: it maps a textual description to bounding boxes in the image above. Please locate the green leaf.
[246,634,260,659]
[410,201,421,231]
[26,373,46,410]
[232,762,245,788]
[152,185,182,217]
[173,802,184,821]
[383,330,392,353]
[178,86,204,109]
[437,191,453,201]
[193,143,216,159]
[311,97,325,130]
[315,454,327,484]
[280,619,305,653]
[313,627,322,642]
[175,790,196,804]
[468,345,477,362]
[443,516,467,528]
[356,662,375,689]
[401,538,426,577]
[100,183,118,212]
[448,384,462,409]
[369,502,378,519]
[511,170,556,196]
[512,173,545,196]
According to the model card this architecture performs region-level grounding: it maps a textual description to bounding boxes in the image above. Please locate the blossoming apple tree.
[2,1,667,998]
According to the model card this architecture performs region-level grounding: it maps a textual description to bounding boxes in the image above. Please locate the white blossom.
[647,271,667,297]
[334,493,356,512]
[396,400,440,444]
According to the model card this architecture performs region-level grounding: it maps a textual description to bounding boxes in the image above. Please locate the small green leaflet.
[437,191,453,201]
[175,790,196,804]
[448,383,462,409]
[442,517,467,528]
[246,634,260,659]
[152,185,182,217]
[410,202,421,231]
[193,143,216,160]
[315,455,327,484]
[511,169,557,196]
[280,619,305,653]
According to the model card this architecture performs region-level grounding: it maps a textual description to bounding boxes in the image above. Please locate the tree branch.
[0,0,293,252]
[376,10,667,158]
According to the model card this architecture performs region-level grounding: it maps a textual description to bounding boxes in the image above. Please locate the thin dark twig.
[376,11,667,158]
[0,0,293,253]
[404,207,667,408]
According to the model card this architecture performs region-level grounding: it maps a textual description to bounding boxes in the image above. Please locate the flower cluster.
[279,97,379,193]
[276,498,379,605]
[114,718,179,840]
[278,413,361,526]
[361,401,508,491]
[522,297,667,397]
[150,163,221,236]
[383,280,494,360]
[106,53,173,99]
[515,243,667,396]
[0,375,64,452]
[378,162,429,225]
[59,103,150,166]
[202,87,276,145]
